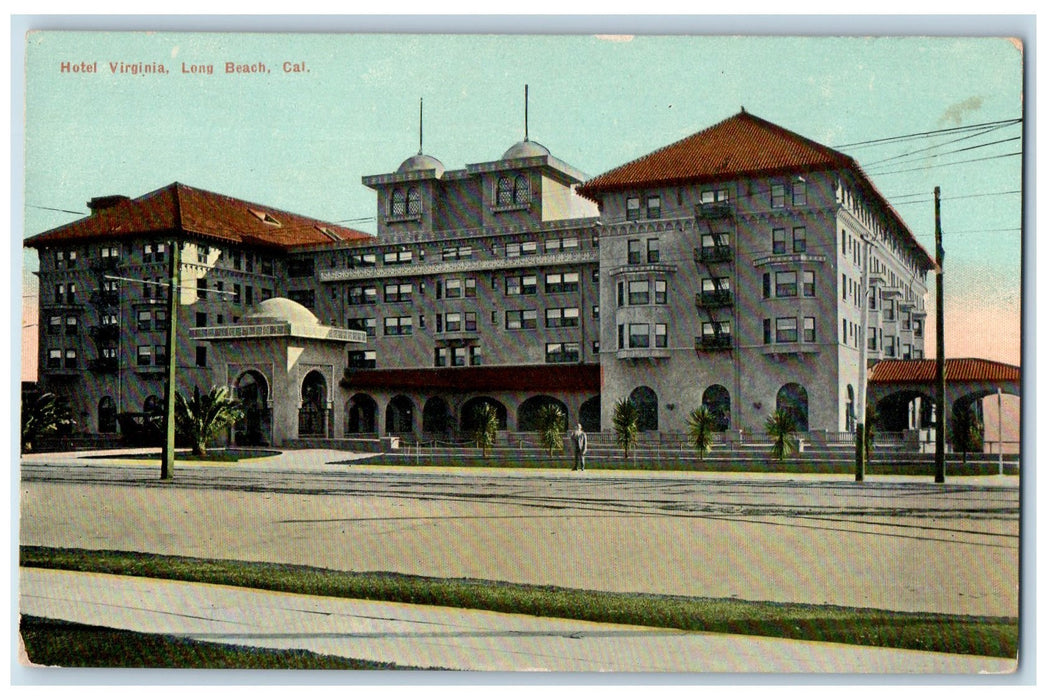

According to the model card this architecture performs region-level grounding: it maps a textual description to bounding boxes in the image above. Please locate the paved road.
[17,449,1022,674]
[18,568,1017,674]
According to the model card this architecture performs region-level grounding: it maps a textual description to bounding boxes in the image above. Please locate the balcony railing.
[694,245,732,264]
[695,202,733,219]
[695,289,734,308]
[89,325,121,342]
[695,334,732,351]
[89,357,119,373]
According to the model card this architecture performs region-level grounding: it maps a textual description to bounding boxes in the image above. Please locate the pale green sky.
[18,28,1026,364]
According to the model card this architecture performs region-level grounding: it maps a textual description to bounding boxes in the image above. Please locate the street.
[19,451,1021,618]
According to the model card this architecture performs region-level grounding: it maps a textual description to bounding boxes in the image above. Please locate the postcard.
[17,23,1025,679]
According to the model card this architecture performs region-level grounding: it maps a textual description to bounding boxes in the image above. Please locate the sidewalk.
[18,568,1016,674]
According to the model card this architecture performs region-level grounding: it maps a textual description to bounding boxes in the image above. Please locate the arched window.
[513,174,531,204]
[390,189,406,217]
[846,385,856,432]
[497,176,515,206]
[702,385,731,432]
[98,396,117,433]
[406,187,421,215]
[629,386,658,431]
[776,383,809,433]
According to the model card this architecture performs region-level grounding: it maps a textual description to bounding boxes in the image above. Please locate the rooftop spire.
[418,97,424,155]
[524,84,529,142]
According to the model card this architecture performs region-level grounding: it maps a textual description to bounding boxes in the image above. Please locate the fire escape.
[693,198,735,352]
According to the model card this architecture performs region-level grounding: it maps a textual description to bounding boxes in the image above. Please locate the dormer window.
[248,209,281,226]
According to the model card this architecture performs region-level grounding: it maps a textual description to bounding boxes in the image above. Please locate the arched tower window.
[390,189,406,217]
[497,176,515,206]
[406,187,421,215]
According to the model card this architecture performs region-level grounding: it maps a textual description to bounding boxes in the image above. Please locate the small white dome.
[397,153,445,178]
[245,297,320,327]
[502,139,551,160]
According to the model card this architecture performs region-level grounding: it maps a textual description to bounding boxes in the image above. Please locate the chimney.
[87,195,130,213]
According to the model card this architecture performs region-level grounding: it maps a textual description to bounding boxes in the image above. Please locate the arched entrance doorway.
[776,383,809,432]
[346,393,378,435]
[422,397,452,438]
[460,397,508,433]
[299,371,329,438]
[98,396,117,433]
[235,370,271,446]
[629,386,658,431]
[702,385,731,431]
[386,395,416,435]
[579,396,601,432]
[517,395,568,432]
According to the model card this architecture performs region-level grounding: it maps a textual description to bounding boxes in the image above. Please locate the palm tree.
[21,391,74,453]
[766,409,798,462]
[612,398,640,460]
[536,404,566,457]
[686,405,715,461]
[473,403,499,458]
[175,385,244,457]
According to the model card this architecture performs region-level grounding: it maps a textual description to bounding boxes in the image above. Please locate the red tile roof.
[578,111,853,196]
[24,182,373,251]
[342,364,601,393]
[577,110,934,270]
[869,358,1021,384]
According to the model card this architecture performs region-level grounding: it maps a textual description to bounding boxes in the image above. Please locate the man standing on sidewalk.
[571,424,587,471]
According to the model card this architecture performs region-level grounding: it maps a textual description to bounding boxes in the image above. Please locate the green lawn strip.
[21,546,1016,659]
[349,454,1010,476]
[19,615,436,669]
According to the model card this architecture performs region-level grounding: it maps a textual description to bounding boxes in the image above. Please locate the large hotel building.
[25,110,933,446]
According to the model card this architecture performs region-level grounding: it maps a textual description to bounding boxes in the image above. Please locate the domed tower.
[362,98,446,236]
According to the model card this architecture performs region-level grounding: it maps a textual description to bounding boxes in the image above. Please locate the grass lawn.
[83,448,280,463]
[20,615,437,669]
[22,546,1017,660]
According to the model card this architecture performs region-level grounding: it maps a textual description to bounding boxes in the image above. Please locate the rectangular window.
[771,183,786,208]
[464,312,477,332]
[245,286,254,306]
[775,271,798,297]
[445,312,462,332]
[505,309,537,330]
[137,345,152,366]
[47,349,62,368]
[196,312,207,328]
[445,279,462,298]
[137,310,152,331]
[792,180,807,206]
[348,285,378,305]
[434,347,448,367]
[646,195,661,220]
[762,273,771,299]
[626,196,641,221]
[763,318,772,344]
[546,342,580,363]
[776,317,798,343]
[654,279,667,304]
[803,317,816,343]
[384,316,413,336]
[702,321,731,345]
[383,283,413,303]
[802,271,816,297]
[155,344,168,366]
[545,272,579,294]
[592,304,600,320]
[195,346,207,367]
[451,347,467,367]
[647,238,660,263]
[655,323,668,348]
[772,228,787,254]
[842,273,848,301]
[470,346,482,366]
[793,226,807,253]
[383,250,413,266]
[48,316,61,335]
[506,241,537,258]
[233,284,242,304]
[64,348,78,369]
[629,323,650,348]
[628,280,650,305]
[627,239,641,264]
[65,316,78,336]
[464,277,476,298]
[545,307,580,328]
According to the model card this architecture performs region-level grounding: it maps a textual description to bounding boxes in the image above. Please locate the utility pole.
[934,187,946,484]
[856,233,872,482]
[161,240,180,480]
